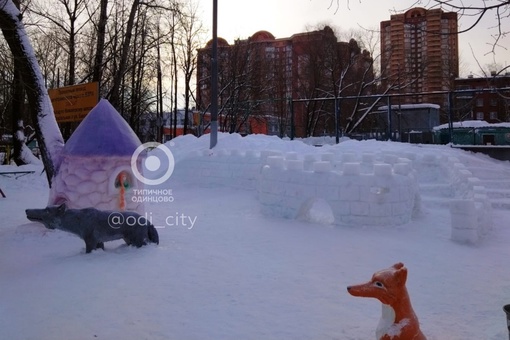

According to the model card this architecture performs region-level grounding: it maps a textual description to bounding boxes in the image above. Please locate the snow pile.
[2,133,510,339]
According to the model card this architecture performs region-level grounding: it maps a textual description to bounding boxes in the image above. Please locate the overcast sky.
[198,0,509,77]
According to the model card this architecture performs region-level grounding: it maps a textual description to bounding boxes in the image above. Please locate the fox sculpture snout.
[347,263,426,340]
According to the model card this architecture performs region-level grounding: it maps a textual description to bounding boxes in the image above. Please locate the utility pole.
[210,0,218,149]
[334,97,340,144]
[157,25,163,143]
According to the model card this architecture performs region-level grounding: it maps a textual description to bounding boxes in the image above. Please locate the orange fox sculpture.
[347,263,426,340]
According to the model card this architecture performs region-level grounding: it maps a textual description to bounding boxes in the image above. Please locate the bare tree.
[1,0,190,171]
[28,0,91,86]
[0,40,14,143]
[220,38,271,134]
[294,26,377,136]
[425,0,509,53]
[170,11,178,138]
[108,0,140,108]
[7,0,26,165]
[294,27,334,136]
[338,26,380,75]
[178,0,205,135]
[92,0,108,83]
[32,25,67,88]
[0,0,64,184]
[196,35,272,135]
[125,4,160,136]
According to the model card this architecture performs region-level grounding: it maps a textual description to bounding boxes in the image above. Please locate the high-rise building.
[380,7,458,109]
[196,27,374,137]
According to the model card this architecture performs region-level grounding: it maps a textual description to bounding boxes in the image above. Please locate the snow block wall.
[256,152,420,227]
[170,142,493,235]
[170,149,262,190]
[446,157,492,245]
[449,199,491,245]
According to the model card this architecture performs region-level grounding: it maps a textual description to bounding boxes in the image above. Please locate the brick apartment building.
[196,27,374,138]
[380,7,459,110]
[454,73,510,123]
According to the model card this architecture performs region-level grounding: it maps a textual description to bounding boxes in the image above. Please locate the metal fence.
[289,86,510,144]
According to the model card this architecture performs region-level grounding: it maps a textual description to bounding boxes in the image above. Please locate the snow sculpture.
[347,262,427,340]
[48,99,144,213]
[257,153,420,226]
[171,148,420,227]
[446,157,493,245]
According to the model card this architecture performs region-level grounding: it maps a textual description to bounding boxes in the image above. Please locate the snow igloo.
[48,99,145,213]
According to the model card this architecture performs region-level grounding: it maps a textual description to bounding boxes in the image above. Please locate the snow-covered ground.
[1,133,510,340]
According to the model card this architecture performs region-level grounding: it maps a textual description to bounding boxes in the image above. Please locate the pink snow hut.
[48,99,144,213]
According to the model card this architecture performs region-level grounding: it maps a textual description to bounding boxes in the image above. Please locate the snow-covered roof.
[378,103,440,110]
[63,99,141,156]
[433,120,510,131]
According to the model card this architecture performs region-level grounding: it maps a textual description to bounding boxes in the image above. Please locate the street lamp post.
[210,0,218,149]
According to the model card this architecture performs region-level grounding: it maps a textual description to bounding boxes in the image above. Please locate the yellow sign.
[48,82,99,123]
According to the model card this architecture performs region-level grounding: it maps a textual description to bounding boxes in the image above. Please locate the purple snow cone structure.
[48,99,145,213]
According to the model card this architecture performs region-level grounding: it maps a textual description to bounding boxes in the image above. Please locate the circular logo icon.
[131,142,175,186]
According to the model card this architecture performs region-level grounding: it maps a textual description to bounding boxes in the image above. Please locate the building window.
[490,112,498,120]
[490,98,497,106]
[476,112,484,120]
[476,98,484,107]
